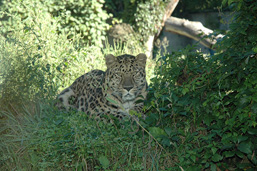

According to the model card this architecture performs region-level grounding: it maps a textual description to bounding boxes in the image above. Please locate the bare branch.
[165,16,224,49]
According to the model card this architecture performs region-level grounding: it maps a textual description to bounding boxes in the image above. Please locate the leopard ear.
[105,54,116,68]
[136,53,147,67]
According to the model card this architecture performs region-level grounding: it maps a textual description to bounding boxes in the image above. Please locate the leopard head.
[104,53,147,103]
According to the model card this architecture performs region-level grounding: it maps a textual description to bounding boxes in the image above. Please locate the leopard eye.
[113,73,122,81]
[133,72,141,80]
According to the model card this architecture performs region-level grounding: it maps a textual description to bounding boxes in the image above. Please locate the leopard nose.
[124,86,133,92]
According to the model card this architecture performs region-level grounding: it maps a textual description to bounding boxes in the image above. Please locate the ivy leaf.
[98,156,110,169]
[238,142,252,154]
[182,87,189,95]
[237,135,248,143]
[253,46,257,53]
[164,127,172,136]
[251,102,257,113]
[203,116,213,126]
[211,147,218,154]
[228,0,235,5]
[223,151,235,158]
[211,153,223,162]
[248,128,257,135]
[54,119,64,125]
[222,0,228,6]
[210,163,216,171]
[161,137,171,147]
[190,155,196,162]
[148,127,167,139]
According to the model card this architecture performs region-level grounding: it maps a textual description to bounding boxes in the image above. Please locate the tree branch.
[165,16,224,49]
[155,0,179,39]
[146,0,179,57]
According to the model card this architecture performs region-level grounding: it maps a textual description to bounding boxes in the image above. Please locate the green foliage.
[105,0,167,41]
[174,0,224,16]
[0,1,59,104]
[105,0,140,24]
[146,0,257,170]
[0,0,156,109]
[0,0,111,46]
[0,0,167,49]
[134,0,166,41]
[0,103,169,170]
[0,1,157,169]
[45,0,111,46]
[0,1,105,107]
[1,0,256,170]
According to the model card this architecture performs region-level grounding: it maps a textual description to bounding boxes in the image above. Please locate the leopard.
[56,53,148,120]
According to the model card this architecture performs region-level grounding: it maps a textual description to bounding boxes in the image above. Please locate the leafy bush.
[45,0,111,46]
[174,0,224,16]
[0,1,106,108]
[0,0,111,46]
[105,0,167,41]
[105,0,138,24]
[134,0,166,41]
[146,0,257,170]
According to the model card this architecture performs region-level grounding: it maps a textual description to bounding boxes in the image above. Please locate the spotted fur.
[56,53,148,120]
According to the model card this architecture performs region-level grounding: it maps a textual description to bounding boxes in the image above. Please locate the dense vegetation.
[0,0,256,170]
[146,0,257,169]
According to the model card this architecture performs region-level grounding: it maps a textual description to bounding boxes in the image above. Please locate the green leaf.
[223,151,235,158]
[203,116,213,126]
[164,127,172,136]
[54,119,64,125]
[236,151,244,158]
[211,147,218,154]
[210,163,216,171]
[238,142,252,154]
[222,0,228,6]
[98,155,110,169]
[105,95,119,105]
[253,46,257,53]
[251,103,257,114]
[248,128,257,135]
[211,153,223,162]
[190,155,196,162]
[237,136,248,143]
[148,127,167,138]
[161,137,171,146]
[182,87,189,95]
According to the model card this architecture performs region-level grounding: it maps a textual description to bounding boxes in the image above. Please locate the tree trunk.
[146,0,179,57]
[165,16,224,49]
[155,0,180,39]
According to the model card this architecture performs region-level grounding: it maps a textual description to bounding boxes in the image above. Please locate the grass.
[0,100,175,170]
